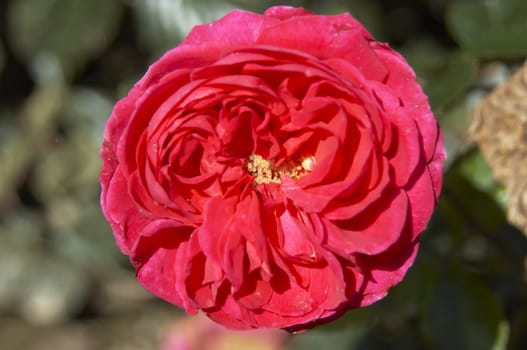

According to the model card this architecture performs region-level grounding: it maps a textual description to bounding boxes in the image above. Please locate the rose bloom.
[100,6,445,331]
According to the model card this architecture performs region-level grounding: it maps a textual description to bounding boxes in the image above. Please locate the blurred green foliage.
[1,0,527,349]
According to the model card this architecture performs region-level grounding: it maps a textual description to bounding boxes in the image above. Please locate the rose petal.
[373,43,439,162]
[257,13,388,81]
[406,165,436,237]
[234,275,273,310]
[324,188,409,256]
[136,225,198,314]
[387,113,425,187]
[279,209,318,261]
[427,129,446,200]
[198,196,238,267]
[264,6,313,20]
[102,166,151,254]
[359,241,418,307]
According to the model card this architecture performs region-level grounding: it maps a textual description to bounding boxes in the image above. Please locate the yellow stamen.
[246,154,315,185]
[301,156,315,172]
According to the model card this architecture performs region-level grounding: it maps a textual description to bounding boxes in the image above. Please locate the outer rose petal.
[359,241,419,307]
[256,13,388,82]
[324,188,409,256]
[180,11,272,56]
[427,131,446,200]
[100,5,446,331]
[406,167,436,237]
[137,240,191,309]
[101,161,152,254]
[372,43,444,163]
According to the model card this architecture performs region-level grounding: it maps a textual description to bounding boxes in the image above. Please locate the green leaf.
[442,168,507,234]
[447,0,527,59]
[229,0,304,13]
[492,321,510,350]
[287,307,371,349]
[426,54,478,111]
[386,256,440,315]
[437,96,476,168]
[287,327,364,350]
[458,150,507,210]
[421,272,507,350]
[8,0,123,79]
[0,85,65,204]
[401,43,477,112]
[508,306,527,350]
[132,0,238,57]
[0,42,5,76]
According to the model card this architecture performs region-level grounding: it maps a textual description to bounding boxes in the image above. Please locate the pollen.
[246,154,315,185]
[246,154,280,184]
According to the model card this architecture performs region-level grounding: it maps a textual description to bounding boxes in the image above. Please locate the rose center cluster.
[133,46,371,220]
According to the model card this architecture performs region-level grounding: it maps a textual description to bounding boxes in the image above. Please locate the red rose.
[100,6,445,330]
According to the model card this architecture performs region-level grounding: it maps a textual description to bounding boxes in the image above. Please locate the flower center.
[246,154,315,184]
